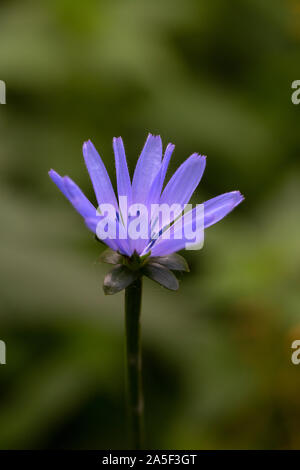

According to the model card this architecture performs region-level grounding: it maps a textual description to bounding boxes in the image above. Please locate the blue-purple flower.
[49,134,243,292]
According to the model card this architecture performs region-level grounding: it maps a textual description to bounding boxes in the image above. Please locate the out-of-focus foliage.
[0,0,300,449]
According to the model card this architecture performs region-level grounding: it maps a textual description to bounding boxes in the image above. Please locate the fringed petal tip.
[48,168,63,181]
[231,190,245,205]
[203,190,244,230]
[82,139,93,152]
[147,132,161,139]
[48,168,66,191]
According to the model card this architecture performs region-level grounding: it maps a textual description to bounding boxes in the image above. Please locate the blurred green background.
[0,0,300,449]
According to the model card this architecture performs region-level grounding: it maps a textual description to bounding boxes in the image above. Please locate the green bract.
[100,248,189,295]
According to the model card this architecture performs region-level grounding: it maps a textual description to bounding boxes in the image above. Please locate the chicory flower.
[49,134,243,292]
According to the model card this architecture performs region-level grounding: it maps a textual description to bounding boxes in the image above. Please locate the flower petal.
[113,136,134,255]
[160,153,206,208]
[84,217,119,251]
[146,143,174,207]
[150,153,206,235]
[48,169,96,218]
[113,136,132,204]
[132,133,162,204]
[160,143,175,190]
[148,191,244,256]
[83,140,118,209]
[148,209,204,256]
[204,191,244,228]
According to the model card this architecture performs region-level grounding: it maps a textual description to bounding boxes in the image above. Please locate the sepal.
[99,248,123,265]
[142,263,179,291]
[103,265,139,295]
[149,253,189,272]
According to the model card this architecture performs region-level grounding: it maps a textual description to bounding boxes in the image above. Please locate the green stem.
[125,276,144,450]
